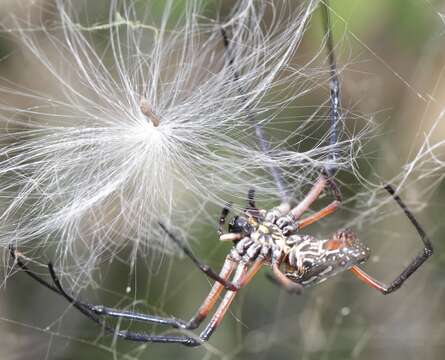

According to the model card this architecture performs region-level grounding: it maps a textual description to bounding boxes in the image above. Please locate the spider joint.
[424,247,434,256]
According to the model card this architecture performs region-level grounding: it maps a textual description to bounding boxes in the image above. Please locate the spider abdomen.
[284,230,370,287]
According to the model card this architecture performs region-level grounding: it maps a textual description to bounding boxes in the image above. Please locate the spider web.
[0,0,444,359]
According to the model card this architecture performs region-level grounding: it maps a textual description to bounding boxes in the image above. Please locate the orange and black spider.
[9,180,433,347]
[9,1,433,348]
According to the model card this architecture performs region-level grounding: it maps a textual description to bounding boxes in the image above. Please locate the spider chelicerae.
[9,1,433,348]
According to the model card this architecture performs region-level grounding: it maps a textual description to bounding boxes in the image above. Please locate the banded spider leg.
[10,230,262,347]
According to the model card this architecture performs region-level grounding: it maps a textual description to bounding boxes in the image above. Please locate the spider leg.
[185,257,237,329]
[350,184,433,295]
[48,257,237,331]
[159,222,239,291]
[11,249,241,346]
[86,259,262,344]
[57,255,261,333]
[10,245,208,330]
[321,0,341,177]
[277,174,342,233]
[10,249,174,330]
[265,201,292,223]
[286,175,329,221]
[9,246,106,327]
[71,258,262,344]
[242,188,262,219]
[246,188,256,210]
[218,203,231,236]
[292,175,342,232]
[295,198,340,231]
[46,263,186,332]
[9,245,60,295]
[276,2,343,230]
[221,27,288,202]
[8,247,145,340]
[269,259,303,295]
[15,249,263,346]
[239,256,265,288]
[199,259,264,342]
[49,261,200,345]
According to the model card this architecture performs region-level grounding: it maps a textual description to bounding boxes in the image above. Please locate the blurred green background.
[1,0,445,359]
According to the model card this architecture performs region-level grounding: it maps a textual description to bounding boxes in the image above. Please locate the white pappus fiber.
[0,0,361,282]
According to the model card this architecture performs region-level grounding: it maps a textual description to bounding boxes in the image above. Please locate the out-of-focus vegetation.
[1,1,444,359]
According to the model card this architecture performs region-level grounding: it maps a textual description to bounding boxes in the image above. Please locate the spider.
[9,180,433,347]
[9,1,433,348]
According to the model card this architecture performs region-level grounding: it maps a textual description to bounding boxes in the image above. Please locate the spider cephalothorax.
[227,214,256,237]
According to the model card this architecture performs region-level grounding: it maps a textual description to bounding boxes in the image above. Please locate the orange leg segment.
[199,259,264,341]
[279,173,342,234]
[199,263,248,341]
[187,258,237,329]
[271,262,303,294]
[239,257,265,288]
[350,265,387,294]
[297,200,340,230]
[289,175,327,220]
